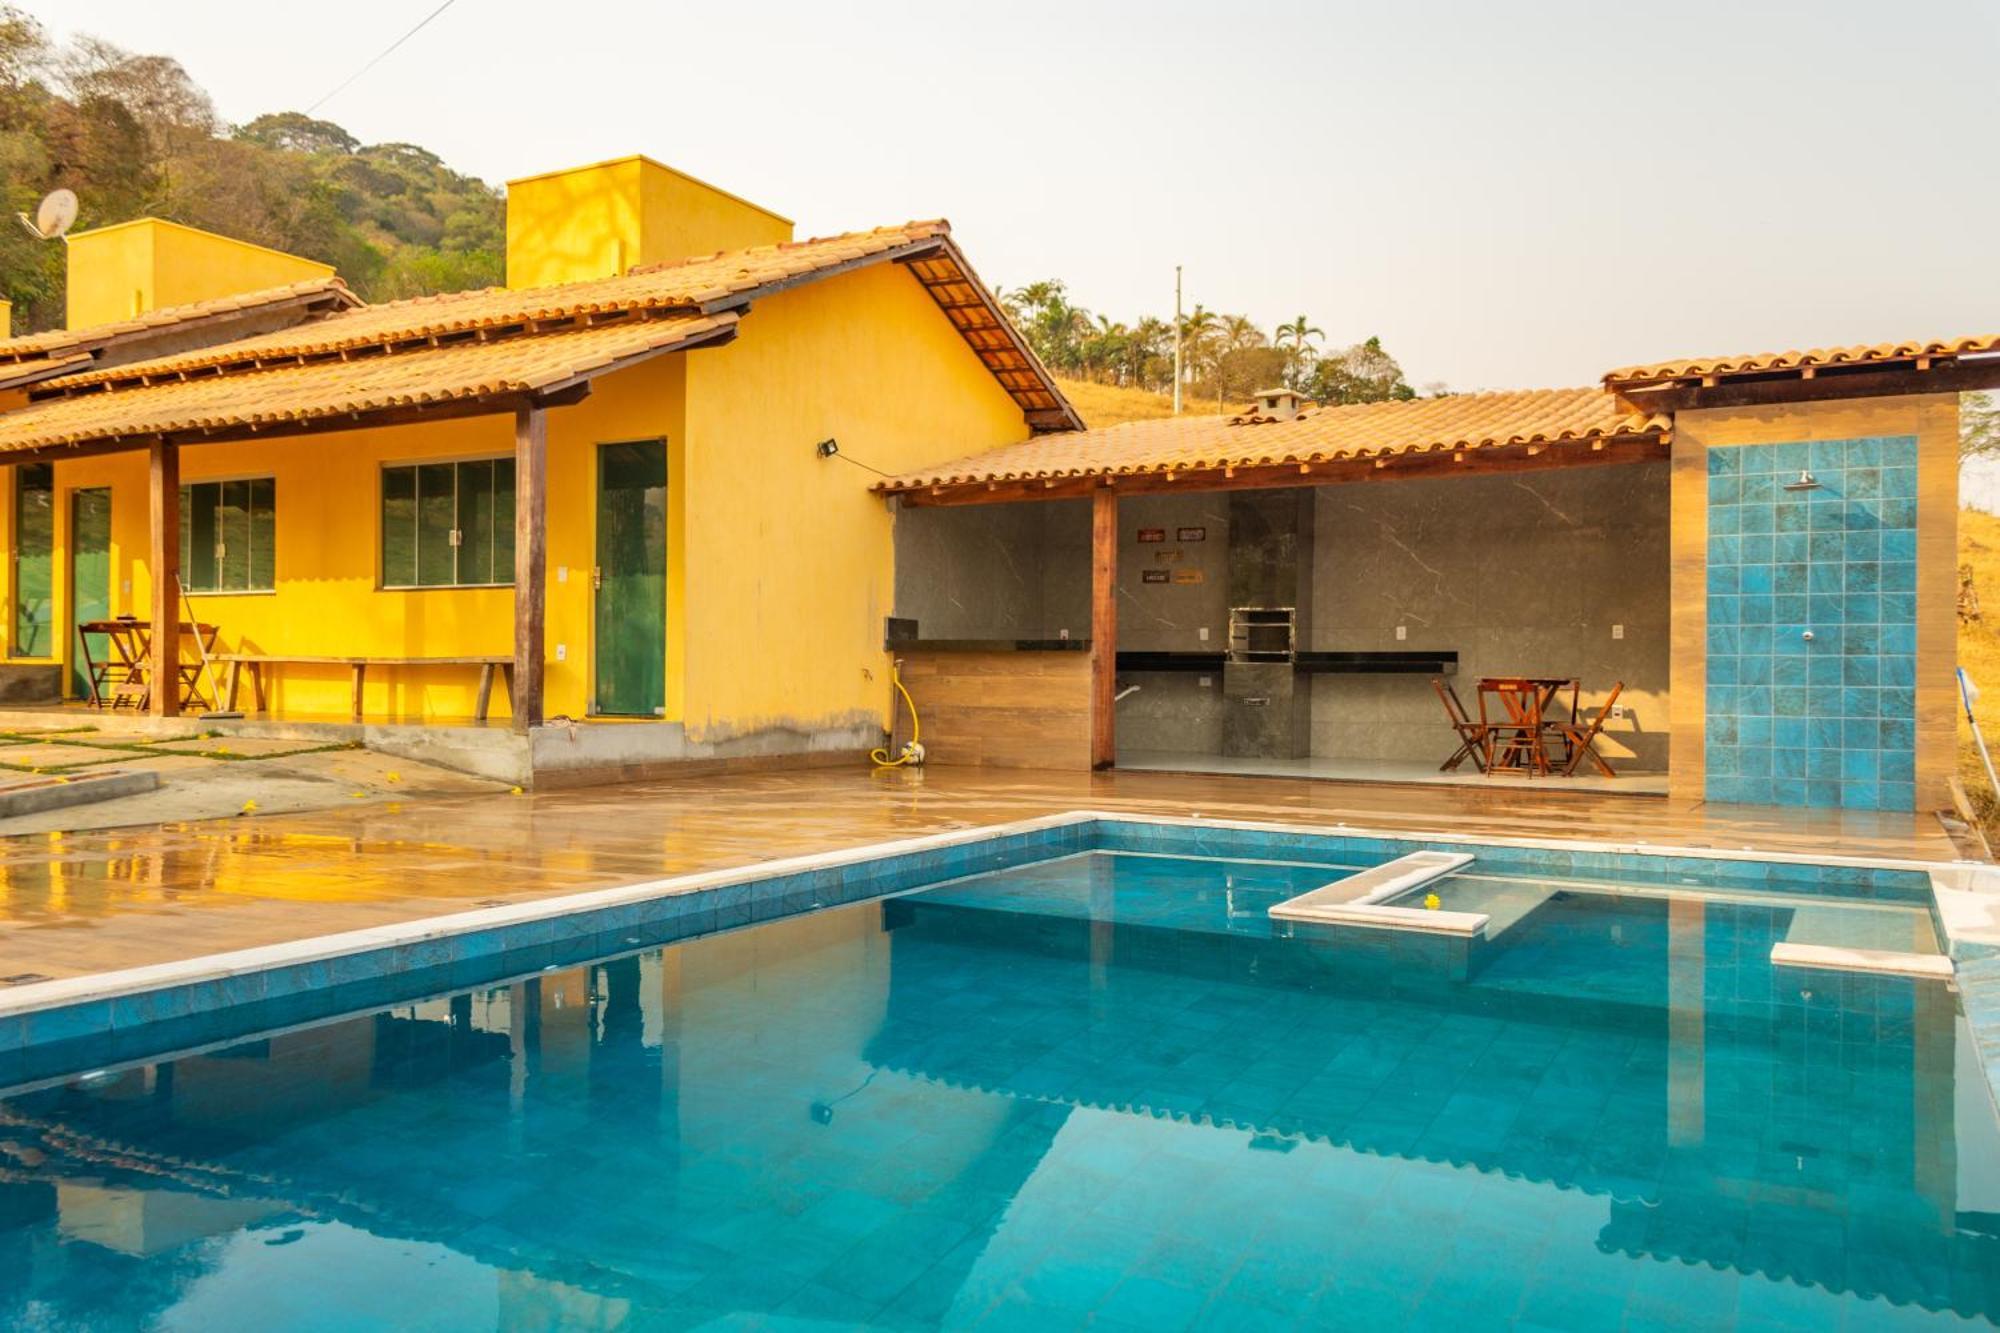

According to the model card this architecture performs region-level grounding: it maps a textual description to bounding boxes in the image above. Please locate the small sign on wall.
[1154,549,1184,564]
[1173,569,1205,585]
[1141,569,1170,584]
[1137,527,1166,543]
[1177,526,1207,542]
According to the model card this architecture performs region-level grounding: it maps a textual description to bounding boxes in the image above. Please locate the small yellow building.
[0,156,1076,783]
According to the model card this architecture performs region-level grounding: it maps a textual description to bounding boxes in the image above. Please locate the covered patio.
[881,387,1674,794]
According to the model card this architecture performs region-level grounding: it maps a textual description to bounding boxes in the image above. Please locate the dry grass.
[1054,377,1225,428]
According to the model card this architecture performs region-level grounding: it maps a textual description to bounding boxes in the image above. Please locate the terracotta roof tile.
[0,354,93,393]
[880,387,1666,492]
[53,223,952,390]
[0,278,359,364]
[0,313,736,455]
[1604,334,2000,387]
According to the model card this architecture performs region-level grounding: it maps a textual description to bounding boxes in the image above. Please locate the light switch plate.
[557,566,568,583]
[1395,625,1407,641]
[555,644,567,661]
[1198,627,1209,642]
[1198,676,1212,688]
[1612,624,1625,640]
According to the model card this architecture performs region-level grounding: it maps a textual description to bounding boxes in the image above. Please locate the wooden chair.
[1558,681,1623,777]
[1431,677,1489,773]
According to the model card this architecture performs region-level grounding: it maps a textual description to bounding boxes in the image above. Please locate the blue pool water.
[1,849,1995,1329]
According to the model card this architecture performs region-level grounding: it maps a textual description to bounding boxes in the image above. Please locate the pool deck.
[0,764,1969,985]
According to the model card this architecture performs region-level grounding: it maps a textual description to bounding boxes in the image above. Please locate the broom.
[177,574,243,720]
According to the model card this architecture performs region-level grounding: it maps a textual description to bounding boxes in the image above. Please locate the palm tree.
[1273,314,1324,391]
[1215,314,1267,409]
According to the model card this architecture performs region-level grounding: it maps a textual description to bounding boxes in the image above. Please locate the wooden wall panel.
[896,649,1092,770]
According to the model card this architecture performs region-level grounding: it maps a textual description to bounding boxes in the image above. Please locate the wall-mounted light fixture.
[816,438,840,459]
[1782,470,1822,492]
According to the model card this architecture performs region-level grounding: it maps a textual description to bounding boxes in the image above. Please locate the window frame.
[179,474,278,596]
[378,454,517,591]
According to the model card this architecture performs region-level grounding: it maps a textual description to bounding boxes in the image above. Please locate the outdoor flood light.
[816,438,839,459]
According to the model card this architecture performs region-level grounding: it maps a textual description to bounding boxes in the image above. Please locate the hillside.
[0,17,503,332]
[1055,377,1224,428]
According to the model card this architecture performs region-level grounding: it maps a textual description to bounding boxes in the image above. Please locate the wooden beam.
[148,438,180,718]
[1090,487,1117,770]
[892,434,1670,507]
[1618,359,2000,412]
[512,405,548,733]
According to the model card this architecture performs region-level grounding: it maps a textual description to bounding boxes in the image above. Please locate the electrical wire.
[306,0,461,115]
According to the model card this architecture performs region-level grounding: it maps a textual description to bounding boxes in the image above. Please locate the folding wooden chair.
[1559,680,1623,777]
[1431,677,1489,773]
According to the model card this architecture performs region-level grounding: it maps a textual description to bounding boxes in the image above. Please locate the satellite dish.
[17,188,78,240]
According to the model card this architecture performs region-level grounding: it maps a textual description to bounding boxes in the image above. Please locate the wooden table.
[1477,676,1576,777]
[76,618,220,712]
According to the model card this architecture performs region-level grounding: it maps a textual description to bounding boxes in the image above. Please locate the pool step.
[1269,852,1481,933]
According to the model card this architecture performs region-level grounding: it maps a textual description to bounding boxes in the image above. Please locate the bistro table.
[76,617,221,712]
[1477,676,1577,777]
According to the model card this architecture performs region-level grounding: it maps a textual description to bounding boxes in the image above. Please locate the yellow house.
[0,156,1077,783]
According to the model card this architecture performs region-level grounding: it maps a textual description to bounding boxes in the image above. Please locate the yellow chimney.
[504,155,793,289]
[64,218,333,331]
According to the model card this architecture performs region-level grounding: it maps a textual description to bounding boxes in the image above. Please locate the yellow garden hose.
[871,659,925,767]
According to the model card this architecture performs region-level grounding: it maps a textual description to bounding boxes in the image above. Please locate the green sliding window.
[179,478,276,593]
[10,463,53,657]
[381,457,515,588]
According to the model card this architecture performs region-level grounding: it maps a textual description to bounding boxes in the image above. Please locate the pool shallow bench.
[0,809,1976,1088]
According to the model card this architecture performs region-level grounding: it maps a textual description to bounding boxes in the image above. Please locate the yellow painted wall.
[0,298,11,339]
[16,355,686,720]
[505,155,793,289]
[5,261,1030,742]
[679,260,1029,744]
[64,219,332,330]
[1667,393,1959,807]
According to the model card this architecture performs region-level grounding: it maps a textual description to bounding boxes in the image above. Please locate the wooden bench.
[214,654,515,722]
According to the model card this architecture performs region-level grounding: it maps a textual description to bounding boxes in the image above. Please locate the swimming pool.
[1,825,1995,1328]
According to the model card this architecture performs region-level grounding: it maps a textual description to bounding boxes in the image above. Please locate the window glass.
[381,466,417,587]
[10,464,52,657]
[381,459,514,587]
[179,479,275,593]
[415,462,456,587]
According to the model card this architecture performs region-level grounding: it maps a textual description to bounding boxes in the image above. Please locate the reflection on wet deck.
[0,764,1963,984]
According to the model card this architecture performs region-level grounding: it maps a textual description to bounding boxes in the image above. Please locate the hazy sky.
[31,1,2000,391]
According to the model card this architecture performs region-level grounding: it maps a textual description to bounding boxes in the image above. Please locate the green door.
[593,441,667,715]
[69,487,111,700]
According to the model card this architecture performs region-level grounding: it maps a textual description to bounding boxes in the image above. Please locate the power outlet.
[1611,624,1625,640]
[1395,625,1407,641]
[1610,703,1626,719]
[1198,676,1212,688]
[1198,626,1209,642]
[555,643,567,662]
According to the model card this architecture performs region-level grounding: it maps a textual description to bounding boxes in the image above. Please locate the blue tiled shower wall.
[1705,437,1919,810]
[0,814,1933,1087]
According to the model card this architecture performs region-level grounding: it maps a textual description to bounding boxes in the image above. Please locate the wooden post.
[1090,486,1117,769]
[148,439,180,717]
[512,405,547,732]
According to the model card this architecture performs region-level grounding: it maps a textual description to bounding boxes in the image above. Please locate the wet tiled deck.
[0,764,1964,984]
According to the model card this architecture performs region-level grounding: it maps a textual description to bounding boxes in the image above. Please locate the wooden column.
[1090,486,1117,769]
[148,438,180,717]
[512,405,547,732]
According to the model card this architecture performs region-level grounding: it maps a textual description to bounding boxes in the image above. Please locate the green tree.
[1965,392,2000,460]
[1305,336,1417,406]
